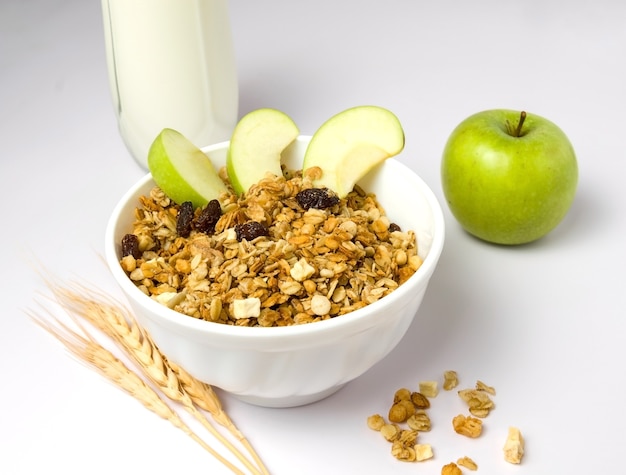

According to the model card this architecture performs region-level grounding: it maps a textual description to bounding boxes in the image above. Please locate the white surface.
[1,0,624,473]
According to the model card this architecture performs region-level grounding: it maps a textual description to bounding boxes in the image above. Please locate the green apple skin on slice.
[147,128,228,209]
[226,108,299,195]
[302,105,405,198]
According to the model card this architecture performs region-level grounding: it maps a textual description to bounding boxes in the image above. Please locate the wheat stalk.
[31,312,246,475]
[45,283,269,475]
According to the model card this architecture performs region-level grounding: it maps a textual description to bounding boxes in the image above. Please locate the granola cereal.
[457,455,478,470]
[441,462,463,475]
[120,169,419,327]
[452,414,483,438]
[458,388,495,418]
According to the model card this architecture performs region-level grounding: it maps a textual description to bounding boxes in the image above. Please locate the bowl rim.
[104,137,445,341]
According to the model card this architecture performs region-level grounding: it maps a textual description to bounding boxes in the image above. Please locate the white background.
[2,1,625,473]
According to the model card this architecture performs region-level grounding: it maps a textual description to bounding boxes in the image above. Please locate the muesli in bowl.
[119,159,421,327]
[105,108,444,407]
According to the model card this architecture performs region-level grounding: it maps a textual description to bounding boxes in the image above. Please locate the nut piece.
[441,462,462,475]
[410,391,430,408]
[503,426,525,464]
[388,403,409,423]
[419,380,439,398]
[414,443,434,462]
[393,387,412,402]
[457,456,478,470]
[443,370,459,390]
[452,414,483,438]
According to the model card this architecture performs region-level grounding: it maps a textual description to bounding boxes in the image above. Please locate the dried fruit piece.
[235,221,269,241]
[503,426,524,464]
[457,456,478,470]
[389,222,401,232]
[414,444,434,462]
[295,187,339,210]
[442,462,462,475]
[419,380,439,398]
[443,370,459,390]
[176,201,194,237]
[195,199,221,234]
[452,414,483,438]
[121,233,141,259]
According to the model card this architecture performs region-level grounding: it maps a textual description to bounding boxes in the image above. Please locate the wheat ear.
[49,283,268,475]
[31,313,245,475]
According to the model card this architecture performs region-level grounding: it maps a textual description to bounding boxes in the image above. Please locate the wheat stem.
[31,314,245,475]
[46,282,269,475]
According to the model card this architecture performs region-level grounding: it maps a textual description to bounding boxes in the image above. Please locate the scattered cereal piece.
[407,410,431,432]
[410,391,430,408]
[367,414,385,431]
[393,387,412,402]
[503,426,525,464]
[443,370,459,390]
[457,456,478,470]
[476,380,496,395]
[419,380,439,398]
[458,388,494,418]
[441,462,462,475]
[391,441,416,462]
[380,423,400,442]
[388,403,409,423]
[452,414,483,438]
[414,444,434,462]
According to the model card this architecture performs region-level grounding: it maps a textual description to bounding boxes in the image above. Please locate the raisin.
[176,201,194,237]
[195,199,222,235]
[389,223,401,232]
[296,188,340,210]
[121,233,141,259]
[235,221,269,241]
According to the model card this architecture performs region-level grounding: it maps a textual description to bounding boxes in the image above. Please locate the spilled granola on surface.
[119,168,420,327]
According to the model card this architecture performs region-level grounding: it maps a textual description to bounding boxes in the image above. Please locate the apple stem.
[513,111,527,137]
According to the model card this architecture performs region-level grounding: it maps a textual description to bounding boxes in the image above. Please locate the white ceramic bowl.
[105,136,445,407]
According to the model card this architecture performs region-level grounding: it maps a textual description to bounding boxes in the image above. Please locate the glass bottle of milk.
[101,0,238,169]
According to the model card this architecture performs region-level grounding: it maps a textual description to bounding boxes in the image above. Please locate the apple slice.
[147,128,228,209]
[302,105,405,198]
[226,108,299,195]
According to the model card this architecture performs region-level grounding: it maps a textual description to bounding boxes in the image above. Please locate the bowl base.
[232,383,346,408]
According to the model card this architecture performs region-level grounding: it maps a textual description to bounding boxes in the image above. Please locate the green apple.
[441,109,578,245]
[226,108,299,195]
[302,105,405,198]
[147,128,228,209]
